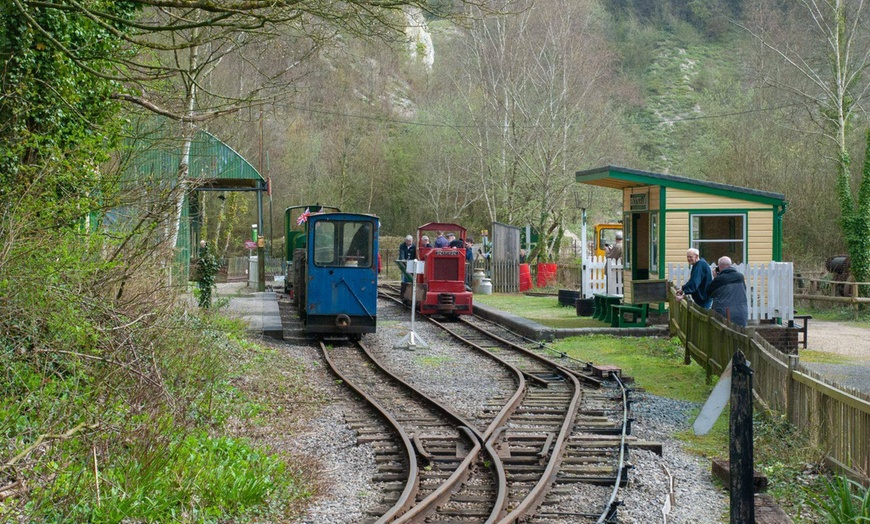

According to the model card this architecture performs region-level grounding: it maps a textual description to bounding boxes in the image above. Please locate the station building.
[575,165,787,304]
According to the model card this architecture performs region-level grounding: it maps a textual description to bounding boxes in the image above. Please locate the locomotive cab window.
[313,220,373,268]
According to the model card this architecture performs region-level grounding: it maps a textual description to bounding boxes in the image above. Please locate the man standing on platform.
[676,248,713,308]
[399,235,416,261]
[606,232,623,261]
[398,235,416,296]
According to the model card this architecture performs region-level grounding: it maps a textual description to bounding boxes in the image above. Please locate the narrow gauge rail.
[319,338,509,523]
[380,287,631,523]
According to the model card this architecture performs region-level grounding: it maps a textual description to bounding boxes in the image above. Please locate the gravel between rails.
[278,302,729,523]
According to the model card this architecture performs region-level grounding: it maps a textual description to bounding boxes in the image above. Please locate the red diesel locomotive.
[404,222,473,317]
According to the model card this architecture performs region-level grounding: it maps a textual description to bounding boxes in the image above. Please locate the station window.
[622,212,632,269]
[691,214,745,264]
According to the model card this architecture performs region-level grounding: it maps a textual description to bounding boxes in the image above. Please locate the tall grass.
[807,476,870,523]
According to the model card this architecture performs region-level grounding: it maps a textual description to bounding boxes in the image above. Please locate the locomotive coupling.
[335,314,351,328]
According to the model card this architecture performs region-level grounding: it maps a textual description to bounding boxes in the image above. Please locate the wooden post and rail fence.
[669,286,870,484]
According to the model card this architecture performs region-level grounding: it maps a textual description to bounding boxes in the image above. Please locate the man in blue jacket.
[676,248,713,308]
[706,256,748,326]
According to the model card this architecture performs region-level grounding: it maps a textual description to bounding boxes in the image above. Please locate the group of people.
[676,248,748,326]
[399,231,475,263]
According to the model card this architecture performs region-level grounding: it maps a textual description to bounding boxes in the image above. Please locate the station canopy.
[124,123,264,190]
[575,165,785,206]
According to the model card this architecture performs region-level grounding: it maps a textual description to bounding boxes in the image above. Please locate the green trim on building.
[659,186,666,278]
[576,165,786,207]
[666,207,781,264]
[773,203,786,261]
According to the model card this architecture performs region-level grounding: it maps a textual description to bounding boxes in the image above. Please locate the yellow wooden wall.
[662,187,774,281]
[622,186,660,211]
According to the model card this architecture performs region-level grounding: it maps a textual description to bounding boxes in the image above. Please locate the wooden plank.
[754,494,794,524]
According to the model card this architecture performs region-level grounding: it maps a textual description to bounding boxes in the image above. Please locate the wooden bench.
[610,303,648,328]
[790,314,812,349]
[593,293,622,324]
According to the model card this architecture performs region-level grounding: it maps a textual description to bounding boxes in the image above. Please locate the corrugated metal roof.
[126,129,264,189]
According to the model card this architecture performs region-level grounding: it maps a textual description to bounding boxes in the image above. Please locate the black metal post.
[730,350,755,524]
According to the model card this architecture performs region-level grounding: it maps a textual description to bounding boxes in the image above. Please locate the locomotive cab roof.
[417,222,466,241]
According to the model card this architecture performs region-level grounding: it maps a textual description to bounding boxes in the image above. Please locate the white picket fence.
[582,256,623,298]
[668,261,794,322]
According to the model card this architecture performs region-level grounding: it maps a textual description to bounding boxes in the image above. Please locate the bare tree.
[9,0,488,262]
[740,0,870,279]
[448,0,624,260]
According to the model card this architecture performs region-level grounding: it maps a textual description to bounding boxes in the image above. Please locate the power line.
[286,101,802,129]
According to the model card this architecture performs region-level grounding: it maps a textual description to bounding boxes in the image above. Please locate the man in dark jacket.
[706,256,748,326]
[399,235,416,261]
[676,248,713,308]
[398,235,416,294]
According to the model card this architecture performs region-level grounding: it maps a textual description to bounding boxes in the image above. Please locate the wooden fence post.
[684,301,692,365]
[787,354,799,423]
[730,350,755,524]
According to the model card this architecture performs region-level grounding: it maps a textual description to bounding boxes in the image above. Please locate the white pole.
[395,260,427,350]
[409,275,418,347]
[581,208,588,297]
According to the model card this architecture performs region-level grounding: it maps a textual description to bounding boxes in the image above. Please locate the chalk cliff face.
[404,7,434,69]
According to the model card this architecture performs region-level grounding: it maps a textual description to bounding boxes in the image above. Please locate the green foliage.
[2,309,317,522]
[197,242,221,309]
[49,433,294,523]
[474,294,605,329]
[602,0,744,40]
[807,475,870,523]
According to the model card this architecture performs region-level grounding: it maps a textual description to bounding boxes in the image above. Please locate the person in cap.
[448,232,464,248]
[606,232,623,261]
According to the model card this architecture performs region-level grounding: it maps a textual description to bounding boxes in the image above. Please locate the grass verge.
[475,293,610,329]
[1,311,320,523]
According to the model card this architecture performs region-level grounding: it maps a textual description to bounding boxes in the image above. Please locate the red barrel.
[536,263,558,288]
[519,264,532,292]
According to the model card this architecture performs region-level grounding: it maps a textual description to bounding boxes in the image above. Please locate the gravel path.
[802,320,870,393]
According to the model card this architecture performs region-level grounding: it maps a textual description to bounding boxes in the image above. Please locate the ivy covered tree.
[843,130,870,288]
[741,0,870,284]
[196,241,220,309]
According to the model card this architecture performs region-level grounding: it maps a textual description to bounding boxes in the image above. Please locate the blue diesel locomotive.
[292,211,379,339]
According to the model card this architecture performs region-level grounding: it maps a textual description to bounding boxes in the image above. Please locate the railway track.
[374,289,633,523]
[320,337,509,522]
